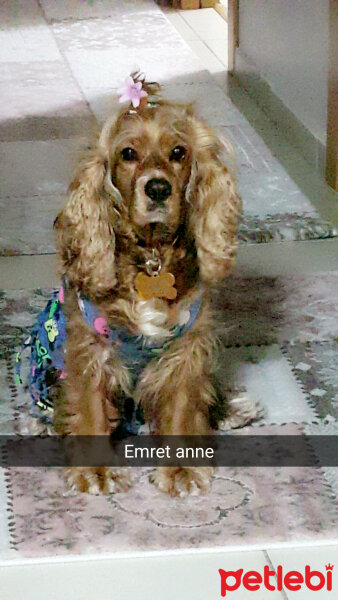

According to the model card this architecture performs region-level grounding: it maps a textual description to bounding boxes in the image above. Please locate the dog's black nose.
[145,178,172,203]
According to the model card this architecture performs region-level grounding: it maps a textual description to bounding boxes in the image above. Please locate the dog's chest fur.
[134,296,196,340]
[134,298,171,339]
[110,294,198,343]
[104,234,199,341]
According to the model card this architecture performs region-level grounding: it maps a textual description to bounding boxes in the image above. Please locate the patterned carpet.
[0,272,337,559]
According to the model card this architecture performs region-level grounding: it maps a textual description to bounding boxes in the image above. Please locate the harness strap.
[16,281,202,432]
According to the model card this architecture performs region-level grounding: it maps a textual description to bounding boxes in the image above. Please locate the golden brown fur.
[54,93,241,496]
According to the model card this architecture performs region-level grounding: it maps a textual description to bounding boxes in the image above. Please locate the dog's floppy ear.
[187,118,241,282]
[55,138,118,296]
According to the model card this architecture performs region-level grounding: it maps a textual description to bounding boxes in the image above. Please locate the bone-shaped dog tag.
[136,272,177,300]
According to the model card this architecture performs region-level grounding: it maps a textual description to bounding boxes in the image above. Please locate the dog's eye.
[121,147,138,161]
[169,146,186,161]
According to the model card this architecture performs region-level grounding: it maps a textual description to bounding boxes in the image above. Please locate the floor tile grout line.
[178,8,227,40]
[186,38,227,71]
[169,8,228,67]
[202,39,228,68]
[163,8,230,97]
[167,8,199,40]
[263,549,289,600]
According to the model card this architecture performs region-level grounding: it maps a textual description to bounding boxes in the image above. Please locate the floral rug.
[0,272,337,559]
[5,454,337,557]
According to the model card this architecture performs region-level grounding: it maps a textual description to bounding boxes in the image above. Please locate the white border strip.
[1,538,337,568]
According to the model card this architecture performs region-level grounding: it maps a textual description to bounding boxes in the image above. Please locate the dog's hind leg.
[218,394,264,431]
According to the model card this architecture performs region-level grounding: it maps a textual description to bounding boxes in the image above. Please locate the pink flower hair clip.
[118,74,148,109]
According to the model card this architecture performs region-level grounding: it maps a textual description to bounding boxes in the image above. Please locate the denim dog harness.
[16,282,201,434]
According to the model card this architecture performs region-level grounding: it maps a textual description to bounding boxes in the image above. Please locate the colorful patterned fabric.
[16,282,201,434]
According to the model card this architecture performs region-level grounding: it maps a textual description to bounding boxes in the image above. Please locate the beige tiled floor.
[185,39,226,72]
[267,546,338,599]
[1,545,337,600]
[180,8,229,40]
[164,11,199,40]
[166,8,228,72]
[0,550,285,600]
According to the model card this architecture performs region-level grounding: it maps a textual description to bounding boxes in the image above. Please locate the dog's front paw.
[150,466,214,497]
[65,467,131,495]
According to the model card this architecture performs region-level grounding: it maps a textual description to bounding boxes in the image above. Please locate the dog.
[23,75,241,496]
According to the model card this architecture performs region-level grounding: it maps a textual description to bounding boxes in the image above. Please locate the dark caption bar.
[0,435,337,467]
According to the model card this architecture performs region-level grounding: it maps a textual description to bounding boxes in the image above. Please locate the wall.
[236,0,329,147]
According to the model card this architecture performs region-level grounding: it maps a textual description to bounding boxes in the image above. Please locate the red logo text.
[218,564,333,596]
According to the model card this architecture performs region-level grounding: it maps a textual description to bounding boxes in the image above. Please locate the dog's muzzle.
[144,178,172,205]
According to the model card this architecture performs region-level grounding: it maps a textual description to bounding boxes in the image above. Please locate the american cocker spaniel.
[25,74,241,496]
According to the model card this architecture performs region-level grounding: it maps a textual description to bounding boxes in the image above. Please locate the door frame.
[227,0,239,73]
[326,0,338,190]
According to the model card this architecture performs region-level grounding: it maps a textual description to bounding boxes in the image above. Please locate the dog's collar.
[144,247,162,276]
[132,223,186,270]
[136,244,182,300]
[115,224,186,300]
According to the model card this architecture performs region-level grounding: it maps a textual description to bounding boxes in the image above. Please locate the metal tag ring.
[145,256,162,276]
